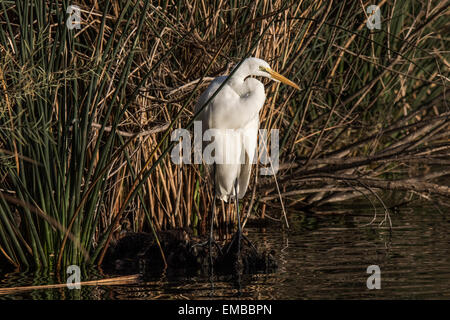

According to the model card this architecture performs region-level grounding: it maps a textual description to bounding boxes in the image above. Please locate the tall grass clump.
[0,0,449,269]
[0,0,159,269]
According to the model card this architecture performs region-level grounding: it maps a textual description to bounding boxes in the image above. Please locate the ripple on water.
[0,204,449,299]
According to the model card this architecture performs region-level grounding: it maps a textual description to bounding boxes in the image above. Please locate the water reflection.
[1,204,449,299]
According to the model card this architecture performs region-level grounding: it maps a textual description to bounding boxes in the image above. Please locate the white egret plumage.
[194,57,299,257]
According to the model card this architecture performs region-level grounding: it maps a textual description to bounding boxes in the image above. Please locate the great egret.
[194,57,299,259]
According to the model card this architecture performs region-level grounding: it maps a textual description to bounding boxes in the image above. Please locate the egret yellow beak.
[262,67,300,90]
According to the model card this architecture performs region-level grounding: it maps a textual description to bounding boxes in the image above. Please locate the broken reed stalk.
[0,274,140,296]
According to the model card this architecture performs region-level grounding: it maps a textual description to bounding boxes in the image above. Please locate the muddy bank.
[102,229,277,277]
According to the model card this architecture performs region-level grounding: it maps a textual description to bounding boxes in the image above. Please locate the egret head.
[235,57,300,90]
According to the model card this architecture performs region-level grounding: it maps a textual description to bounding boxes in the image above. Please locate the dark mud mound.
[102,229,277,276]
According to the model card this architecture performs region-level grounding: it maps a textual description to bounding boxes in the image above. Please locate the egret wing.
[237,115,259,199]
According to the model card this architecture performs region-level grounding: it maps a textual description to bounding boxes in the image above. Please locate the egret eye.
[259,66,270,73]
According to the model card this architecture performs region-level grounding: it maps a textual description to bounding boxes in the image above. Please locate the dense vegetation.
[0,0,448,269]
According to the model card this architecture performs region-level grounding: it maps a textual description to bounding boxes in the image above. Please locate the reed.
[0,274,139,295]
[0,0,448,269]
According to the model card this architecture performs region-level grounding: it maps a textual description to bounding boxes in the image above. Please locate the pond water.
[1,203,449,299]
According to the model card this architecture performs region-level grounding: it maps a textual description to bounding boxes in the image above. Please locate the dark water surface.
[1,204,449,299]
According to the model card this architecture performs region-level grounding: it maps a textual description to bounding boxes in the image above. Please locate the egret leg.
[209,163,217,269]
[234,179,241,258]
[209,193,216,268]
